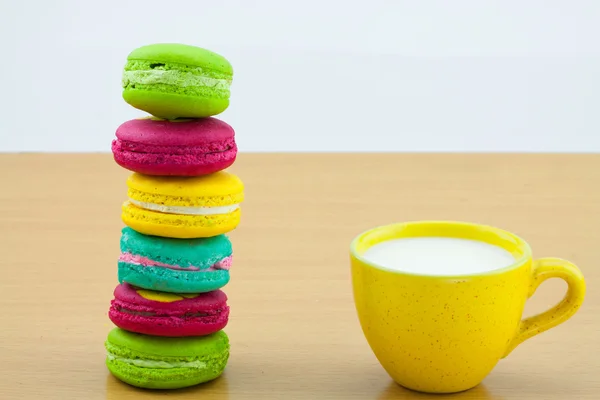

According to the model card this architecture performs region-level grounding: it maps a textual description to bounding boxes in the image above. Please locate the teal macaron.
[117,227,232,293]
[122,43,233,119]
[105,328,229,389]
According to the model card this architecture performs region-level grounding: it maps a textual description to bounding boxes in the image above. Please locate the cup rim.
[350,220,532,278]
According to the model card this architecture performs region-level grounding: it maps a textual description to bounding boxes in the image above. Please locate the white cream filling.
[107,353,206,369]
[128,199,239,215]
[122,69,231,90]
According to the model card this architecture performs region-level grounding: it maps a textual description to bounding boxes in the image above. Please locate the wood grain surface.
[0,153,598,400]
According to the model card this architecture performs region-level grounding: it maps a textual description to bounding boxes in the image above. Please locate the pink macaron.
[111,117,237,176]
[108,283,230,337]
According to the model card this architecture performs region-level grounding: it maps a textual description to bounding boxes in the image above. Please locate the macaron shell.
[127,171,244,200]
[118,262,230,293]
[122,202,241,238]
[112,140,237,176]
[116,117,235,145]
[108,327,229,356]
[107,363,219,390]
[127,43,233,75]
[120,227,232,269]
[114,283,227,308]
[109,307,229,337]
[123,87,229,119]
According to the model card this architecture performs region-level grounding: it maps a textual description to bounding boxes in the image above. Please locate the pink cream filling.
[119,253,232,272]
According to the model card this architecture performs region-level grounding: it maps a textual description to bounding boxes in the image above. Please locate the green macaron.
[122,43,233,119]
[105,328,229,389]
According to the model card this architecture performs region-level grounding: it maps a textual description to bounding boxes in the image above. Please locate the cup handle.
[502,257,586,358]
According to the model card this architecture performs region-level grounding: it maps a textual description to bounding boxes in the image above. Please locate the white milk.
[362,237,515,276]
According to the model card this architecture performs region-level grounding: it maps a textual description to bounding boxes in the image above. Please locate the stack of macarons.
[105,43,243,390]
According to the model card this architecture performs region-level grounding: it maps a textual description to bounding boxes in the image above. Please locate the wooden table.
[1,154,598,399]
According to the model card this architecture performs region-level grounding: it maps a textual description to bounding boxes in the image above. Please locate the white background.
[1,1,599,152]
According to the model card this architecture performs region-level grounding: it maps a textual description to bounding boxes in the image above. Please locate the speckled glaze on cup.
[350,221,586,394]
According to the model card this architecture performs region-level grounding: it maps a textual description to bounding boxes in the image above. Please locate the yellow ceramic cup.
[350,221,585,394]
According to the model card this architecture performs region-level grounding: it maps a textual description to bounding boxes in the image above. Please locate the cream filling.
[128,199,239,215]
[106,352,206,369]
[122,70,231,90]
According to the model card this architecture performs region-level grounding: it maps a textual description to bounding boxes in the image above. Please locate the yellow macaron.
[122,172,244,238]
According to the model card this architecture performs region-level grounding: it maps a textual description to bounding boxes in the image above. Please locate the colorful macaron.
[122,171,244,238]
[122,43,233,119]
[106,327,229,389]
[109,283,229,337]
[111,117,237,176]
[118,227,232,293]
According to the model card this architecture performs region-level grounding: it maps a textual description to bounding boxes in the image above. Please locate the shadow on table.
[376,382,503,400]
